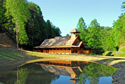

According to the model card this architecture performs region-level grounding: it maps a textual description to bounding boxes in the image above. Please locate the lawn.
[24,50,108,63]
[0,48,24,60]
[24,50,125,66]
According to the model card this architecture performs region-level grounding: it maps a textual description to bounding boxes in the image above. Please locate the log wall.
[43,48,72,54]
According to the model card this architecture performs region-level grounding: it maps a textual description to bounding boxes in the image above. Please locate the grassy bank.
[0,47,125,67]
[0,48,23,60]
[24,50,125,66]
[103,51,125,57]
[0,48,37,72]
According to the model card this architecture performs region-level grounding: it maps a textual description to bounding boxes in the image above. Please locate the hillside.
[0,33,16,47]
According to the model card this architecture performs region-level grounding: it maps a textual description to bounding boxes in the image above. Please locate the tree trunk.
[16,22,19,49]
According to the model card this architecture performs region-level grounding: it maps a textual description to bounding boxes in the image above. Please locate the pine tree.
[77,17,87,45]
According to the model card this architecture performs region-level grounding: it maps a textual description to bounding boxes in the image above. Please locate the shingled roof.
[35,34,84,48]
[34,28,85,48]
[70,28,80,33]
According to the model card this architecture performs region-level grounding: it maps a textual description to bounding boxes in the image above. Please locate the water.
[0,60,117,84]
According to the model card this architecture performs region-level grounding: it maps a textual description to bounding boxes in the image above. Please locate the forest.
[0,0,125,54]
[0,0,61,49]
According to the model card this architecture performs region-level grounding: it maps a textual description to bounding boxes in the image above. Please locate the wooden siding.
[43,48,72,53]
[35,47,93,54]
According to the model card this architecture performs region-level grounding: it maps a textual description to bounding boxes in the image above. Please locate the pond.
[0,60,117,84]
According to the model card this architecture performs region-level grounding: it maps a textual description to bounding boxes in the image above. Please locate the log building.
[34,28,93,54]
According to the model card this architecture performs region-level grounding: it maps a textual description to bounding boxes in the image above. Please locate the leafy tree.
[5,0,30,48]
[122,2,125,9]
[46,20,54,38]
[86,19,103,53]
[15,68,29,84]
[113,14,125,48]
[26,3,61,47]
[66,34,70,36]
[0,0,5,32]
[52,26,61,37]
[78,63,117,84]
[77,17,87,45]
[26,2,47,47]
[101,27,115,51]
[46,20,61,38]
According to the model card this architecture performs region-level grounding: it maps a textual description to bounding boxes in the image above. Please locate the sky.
[28,0,124,36]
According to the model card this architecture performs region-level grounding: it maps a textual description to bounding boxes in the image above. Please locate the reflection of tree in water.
[0,71,17,84]
[18,63,59,84]
[78,63,117,84]
[15,68,29,84]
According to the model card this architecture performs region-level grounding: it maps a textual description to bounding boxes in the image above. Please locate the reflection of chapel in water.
[37,60,88,83]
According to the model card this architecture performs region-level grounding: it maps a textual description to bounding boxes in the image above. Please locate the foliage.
[87,19,100,48]
[26,2,47,47]
[19,63,59,84]
[5,0,31,48]
[74,1,125,54]
[15,68,29,84]
[66,34,70,36]
[26,3,61,47]
[78,63,117,84]
[119,45,125,52]
[122,2,125,9]
[101,27,115,51]
[86,19,104,53]
[77,17,87,45]
[1,0,125,53]
[0,1,61,49]
[113,14,125,48]
[0,0,5,32]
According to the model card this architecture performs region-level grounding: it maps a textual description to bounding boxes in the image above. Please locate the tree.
[0,0,5,32]
[77,17,87,45]
[101,27,115,51]
[66,34,70,36]
[78,62,117,84]
[122,2,125,9]
[26,2,47,47]
[26,3,61,47]
[86,19,103,53]
[113,14,125,48]
[46,20,54,38]
[46,20,61,38]
[6,0,30,48]
[52,26,61,37]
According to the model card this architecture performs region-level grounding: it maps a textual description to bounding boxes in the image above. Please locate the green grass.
[0,82,4,84]
[24,50,107,63]
[0,48,24,60]
[103,51,125,57]
[112,52,125,57]
[83,53,102,56]
[103,51,113,56]
[119,45,125,52]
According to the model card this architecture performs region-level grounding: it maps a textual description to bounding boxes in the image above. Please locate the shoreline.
[0,49,125,84]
